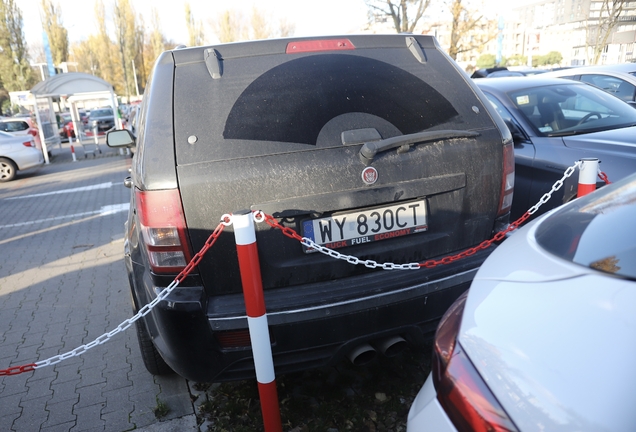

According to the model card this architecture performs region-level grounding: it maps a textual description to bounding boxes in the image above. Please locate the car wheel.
[0,158,17,182]
[134,318,175,375]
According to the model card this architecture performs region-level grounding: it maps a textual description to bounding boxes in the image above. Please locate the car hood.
[562,125,636,154]
[458,218,636,432]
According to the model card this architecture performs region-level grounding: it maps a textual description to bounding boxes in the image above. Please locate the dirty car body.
[110,35,514,382]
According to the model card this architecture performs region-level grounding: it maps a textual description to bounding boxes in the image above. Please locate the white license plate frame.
[301,200,428,253]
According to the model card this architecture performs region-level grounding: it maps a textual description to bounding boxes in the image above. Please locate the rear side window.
[174,46,492,164]
[0,121,29,132]
[581,74,636,101]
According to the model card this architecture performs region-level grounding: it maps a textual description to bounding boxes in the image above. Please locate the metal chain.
[528,160,581,215]
[265,160,584,270]
[0,161,606,376]
[598,168,611,185]
[0,221,227,375]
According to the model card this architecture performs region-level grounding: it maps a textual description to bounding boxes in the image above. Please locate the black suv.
[107,35,514,383]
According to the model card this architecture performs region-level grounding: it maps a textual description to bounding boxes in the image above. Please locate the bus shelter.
[29,72,120,163]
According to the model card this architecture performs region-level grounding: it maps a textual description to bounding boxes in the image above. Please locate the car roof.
[543,63,636,76]
[0,118,28,123]
[474,76,585,93]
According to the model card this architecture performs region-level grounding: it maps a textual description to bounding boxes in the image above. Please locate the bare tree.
[212,9,244,43]
[113,0,137,100]
[143,7,166,81]
[587,0,627,64]
[278,18,295,38]
[93,0,119,90]
[447,0,496,61]
[365,0,430,33]
[185,3,205,46]
[250,7,270,40]
[40,0,68,65]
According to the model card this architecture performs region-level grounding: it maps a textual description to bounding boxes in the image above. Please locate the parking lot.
[0,143,197,431]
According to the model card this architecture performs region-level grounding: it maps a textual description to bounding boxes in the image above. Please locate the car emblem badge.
[361,167,378,185]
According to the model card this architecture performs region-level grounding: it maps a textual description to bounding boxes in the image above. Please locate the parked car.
[0,130,44,182]
[472,67,554,79]
[475,76,636,220]
[87,107,115,133]
[106,34,515,383]
[540,63,636,106]
[407,171,636,432]
[0,116,41,150]
[58,112,75,141]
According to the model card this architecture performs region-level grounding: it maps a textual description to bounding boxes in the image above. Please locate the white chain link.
[300,237,421,270]
[528,160,581,215]
[31,161,586,370]
[34,280,181,369]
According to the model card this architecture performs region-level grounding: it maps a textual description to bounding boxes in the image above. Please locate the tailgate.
[172,36,503,294]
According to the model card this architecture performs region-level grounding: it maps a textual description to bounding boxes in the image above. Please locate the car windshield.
[90,109,112,117]
[508,83,636,137]
[534,174,636,279]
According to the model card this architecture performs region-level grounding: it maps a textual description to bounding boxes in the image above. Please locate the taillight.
[432,291,518,432]
[22,141,33,147]
[286,39,355,54]
[136,189,192,274]
[28,129,38,137]
[498,142,515,216]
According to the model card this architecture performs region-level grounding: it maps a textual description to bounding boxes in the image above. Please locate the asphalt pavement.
[0,140,199,431]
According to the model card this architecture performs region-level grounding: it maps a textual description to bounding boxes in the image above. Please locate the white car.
[0,116,42,150]
[540,63,636,106]
[407,172,636,432]
[0,130,44,182]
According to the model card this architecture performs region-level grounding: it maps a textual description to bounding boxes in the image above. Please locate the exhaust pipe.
[347,343,377,366]
[374,335,407,358]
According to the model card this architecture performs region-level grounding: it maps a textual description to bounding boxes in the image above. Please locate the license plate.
[302,200,428,252]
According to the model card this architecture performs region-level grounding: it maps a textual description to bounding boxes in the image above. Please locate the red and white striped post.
[577,158,599,197]
[69,134,77,162]
[232,211,282,432]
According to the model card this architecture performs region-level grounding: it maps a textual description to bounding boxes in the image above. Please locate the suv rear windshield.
[534,175,636,279]
[173,43,491,164]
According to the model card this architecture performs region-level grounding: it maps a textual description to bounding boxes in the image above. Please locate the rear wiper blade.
[358,130,480,166]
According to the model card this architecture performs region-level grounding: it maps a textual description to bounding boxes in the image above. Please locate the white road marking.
[5,182,113,200]
[0,203,130,229]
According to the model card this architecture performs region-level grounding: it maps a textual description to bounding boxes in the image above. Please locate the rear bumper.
[133,247,493,382]
[407,374,457,432]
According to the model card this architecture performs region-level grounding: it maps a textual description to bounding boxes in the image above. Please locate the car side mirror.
[107,129,136,148]
[503,119,526,143]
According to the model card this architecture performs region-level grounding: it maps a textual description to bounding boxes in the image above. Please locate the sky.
[20,0,371,49]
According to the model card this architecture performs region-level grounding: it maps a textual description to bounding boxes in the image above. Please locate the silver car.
[0,131,44,182]
[541,63,636,106]
[407,172,636,432]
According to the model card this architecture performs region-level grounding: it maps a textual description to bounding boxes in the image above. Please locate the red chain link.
[176,220,226,283]
[598,171,611,185]
[0,363,36,376]
[264,211,532,269]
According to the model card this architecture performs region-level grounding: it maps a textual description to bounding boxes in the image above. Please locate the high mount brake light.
[136,189,193,274]
[433,291,518,432]
[286,39,355,54]
[498,142,515,216]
